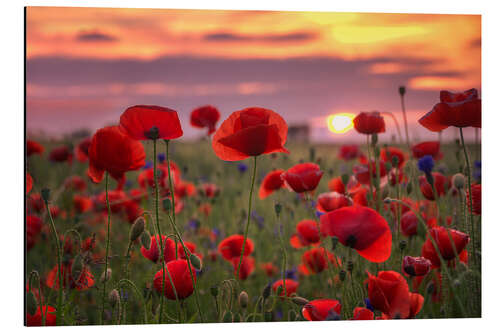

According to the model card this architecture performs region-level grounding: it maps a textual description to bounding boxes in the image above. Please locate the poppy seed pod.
[140,230,152,250]
[452,173,466,189]
[100,268,112,283]
[210,285,218,297]
[274,203,282,217]
[341,174,350,186]
[239,291,249,308]
[129,217,145,242]
[263,283,272,299]
[339,270,346,281]
[108,289,120,308]
[399,86,406,96]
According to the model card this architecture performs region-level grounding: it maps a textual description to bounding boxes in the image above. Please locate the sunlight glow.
[327,113,355,134]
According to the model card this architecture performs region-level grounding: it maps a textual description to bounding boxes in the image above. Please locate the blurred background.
[26,7,481,143]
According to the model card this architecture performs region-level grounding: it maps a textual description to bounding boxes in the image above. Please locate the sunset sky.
[26,7,481,142]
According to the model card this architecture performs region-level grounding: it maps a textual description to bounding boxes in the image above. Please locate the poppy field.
[25,90,481,326]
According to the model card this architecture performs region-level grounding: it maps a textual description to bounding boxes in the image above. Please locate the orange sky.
[26,7,481,141]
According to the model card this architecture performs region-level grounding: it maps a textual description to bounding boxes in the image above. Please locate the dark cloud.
[76,31,118,42]
[203,31,316,43]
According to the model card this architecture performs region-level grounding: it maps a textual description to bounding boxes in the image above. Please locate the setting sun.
[327,113,355,134]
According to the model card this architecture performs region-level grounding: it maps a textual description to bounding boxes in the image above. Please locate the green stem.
[400,93,411,150]
[236,156,258,280]
[165,140,204,322]
[43,195,63,325]
[100,172,112,324]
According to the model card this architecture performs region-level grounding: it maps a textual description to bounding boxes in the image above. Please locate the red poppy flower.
[27,215,43,235]
[389,198,413,218]
[328,177,345,194]
[93,189,128,213]
[231,256,255,280]
[290,220,320,249]
[46,260,94,290]
[27,139,45,156]
[338,144,361,161]
[26,172,33,193]
[75,137,91,162]
[81,236,96,252]
[272,279,299,297]
[119,105,183,140]
[320,206,392,263]
[419,88,481,132]
[27,305,57,326]
[175,181,196,198]
[408,293,424,318]
[353,111,386,135]
[124,199,143,223]
[367,270,414,319]
[400,211,419,237]
[138,166,170,189]
[153,259,196,300]
[302,299,342,321]
[199,183,220,198]
[73,195,93,214]
[418,172,449,200]
[353,161,387,185]
[49,145,73,163]
[218,235,254,260]
[467,184,481,215]
[316,191,352,213]
[65,176,87,192]
[87,126,145,183]
[403,256,431,277]
[190,105,220,135]
[260,262,279,277]
[411,141,443,160]
[352,187,369,206]
[281,163,323,193]
[301,247,339,274]
[380,147,406,168]
[176,241,202,260]
[140,235,177,263]
[259,169,285,199]
[351,307,374,320]
[421,227,470,267]
[388,169,407,186]
[212,107,289,161]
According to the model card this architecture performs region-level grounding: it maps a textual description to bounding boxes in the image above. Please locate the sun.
[327,113,355,134]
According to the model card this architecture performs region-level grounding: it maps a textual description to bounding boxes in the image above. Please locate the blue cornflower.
[364,298,374,312]
[316,210,325,218]
[143,161,153,169]
[285,267,298,280]
[188,219,200,231]
[417,155,434,174]
[473,160,481,181]
[212,227,221,239]
[251,210,264,230]
[157,153,166,163]
[237,163,248,173]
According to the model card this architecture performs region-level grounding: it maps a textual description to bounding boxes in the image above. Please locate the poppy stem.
[275,205,287,297]
[236,156,258,282]
[164,139,204,323]
[366,135,375,207]
[43,191,63,326]
[459,128,477,267]
[100,172,112,324]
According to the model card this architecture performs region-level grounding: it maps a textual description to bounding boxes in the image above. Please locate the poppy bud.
[190,253,202,270]
[71,254,84,282]
[399,86,406,96]
[109,289,120,308]
[264,311,273,321]
[140,230,151,250]
[452,173,466,189]
[399,240,407,251]
[210,285,218,297]
[223,311,233,323]
[100,268,112,283]
[239,291,249,308]
[146,126,160,140]
[129,217,145,242]
[233,313,241,322]
[274,203,282,217]
[331,236,339,251]
[385,162,393,174]
[339,270,346,281]
[292,296,309,306]
[288,310,298,321]
[163,198,172,211]
[406,182,413,194]
[262,283,272,299]
[341,174,349,186]
[27,291,37,316]
[41,188,50,202]
[347,260,354,273]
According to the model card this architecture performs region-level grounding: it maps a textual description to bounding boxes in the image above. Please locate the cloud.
[203,31,316,43]
[76,31,118,42]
